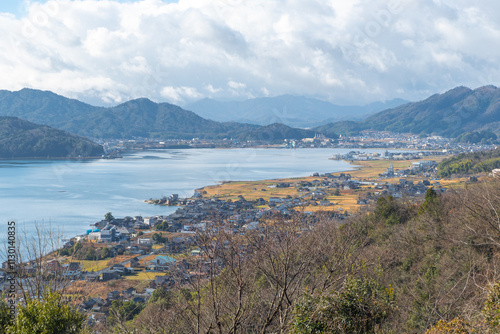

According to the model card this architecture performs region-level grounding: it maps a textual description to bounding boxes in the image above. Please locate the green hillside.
[315,85,500,138]
[437,147,500,177]
[0,116,104,158]
[0,89,315,141]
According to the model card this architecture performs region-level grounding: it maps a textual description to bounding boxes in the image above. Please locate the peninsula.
[0,116,104,159]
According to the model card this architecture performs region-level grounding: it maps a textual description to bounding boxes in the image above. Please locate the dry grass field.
[198,156,463,214]
[77,254,137,271]
[124,271,167,281]
[65,279,143,300]
[79,259,111,272]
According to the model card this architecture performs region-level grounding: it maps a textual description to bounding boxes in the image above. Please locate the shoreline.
[145,158,420,214]
[145,158,361,204]
[3,152,452,257]
[0,156,106,161]
[2,154,461,288]
[190,155,457,214]
[144,152,455,211]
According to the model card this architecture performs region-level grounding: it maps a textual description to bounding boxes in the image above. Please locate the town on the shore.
[100,129,496,153]
[1,129,498,327]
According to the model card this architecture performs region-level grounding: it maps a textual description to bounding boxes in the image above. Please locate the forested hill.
[0,89,314,141]
[437,147,500,177]
[315,85,500,138]
[70,98,315,140]
[0,116,104,158]
[0,88,101,130]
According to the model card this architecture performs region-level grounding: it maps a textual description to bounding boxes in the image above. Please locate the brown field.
[347,160,411,179]
[198,156,463,214]
[65,279,143,300]
[124,271,167,281]
[79,260,110,272]
[138,254,157,265]
[76,254,137,272]
[202,179,299,202]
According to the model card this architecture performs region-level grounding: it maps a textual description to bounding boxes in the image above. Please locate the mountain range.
[0,116,104,158]
[185,95,407,127]
[317,85,500,138]
[0,89,314,141]
[0,86,499,142]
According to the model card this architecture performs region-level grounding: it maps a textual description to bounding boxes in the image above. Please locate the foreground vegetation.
[0,290,89,334]
[5,178,500,333]
[103,178,500,333]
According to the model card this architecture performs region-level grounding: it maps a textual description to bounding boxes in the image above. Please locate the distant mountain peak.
[473,85,498,93]
[185,95,408,127]
[118,97,157,106]
[477,84,498,89]
[17,87,65,97]
[315,85,500,138]
[436,86,472,98]
[130,97,154,102]
[0,89,314,141]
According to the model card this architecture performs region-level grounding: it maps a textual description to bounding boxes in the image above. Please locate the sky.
[0,0,499,106]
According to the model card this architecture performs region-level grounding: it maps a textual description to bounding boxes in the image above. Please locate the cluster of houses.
[330,150,446,162]
[368,179,436,199]
[328,131,497,152]
[87,216,164,239]
[0,259,83,281]
[165,196,268,232]
[380,160,438,178]
[80,286,154,326]
[80,286,151,311]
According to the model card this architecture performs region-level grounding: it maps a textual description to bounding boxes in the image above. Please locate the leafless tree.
[122,211,368,333]
[1,221,75,303]
[453,178,500,248]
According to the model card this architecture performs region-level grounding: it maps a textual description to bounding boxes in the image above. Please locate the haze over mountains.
[0,86,499,144]
[185,95,407,127]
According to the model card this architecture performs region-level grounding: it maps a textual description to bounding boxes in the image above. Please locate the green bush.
[292,277,394,334]
[483,282,500,328]
[7,290,86,334]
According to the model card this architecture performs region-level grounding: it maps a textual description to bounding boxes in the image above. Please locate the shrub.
[293,277,394,334]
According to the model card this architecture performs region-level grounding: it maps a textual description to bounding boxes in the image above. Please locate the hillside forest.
[438,148,500,177]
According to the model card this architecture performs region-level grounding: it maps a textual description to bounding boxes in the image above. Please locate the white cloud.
[227,80,246,90]
[0,0,499,105]
[119,56,150,74]
[161,85,202,103]
[205,84,221,94]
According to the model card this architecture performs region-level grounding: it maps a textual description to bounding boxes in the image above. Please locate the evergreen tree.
[8,290,86,334]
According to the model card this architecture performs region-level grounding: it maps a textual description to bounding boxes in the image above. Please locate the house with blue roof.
[146,255,177,271]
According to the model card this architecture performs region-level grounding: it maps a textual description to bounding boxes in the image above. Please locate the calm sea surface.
[0,148,395,242]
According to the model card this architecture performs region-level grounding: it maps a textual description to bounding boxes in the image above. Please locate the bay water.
[0,148,393,246]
